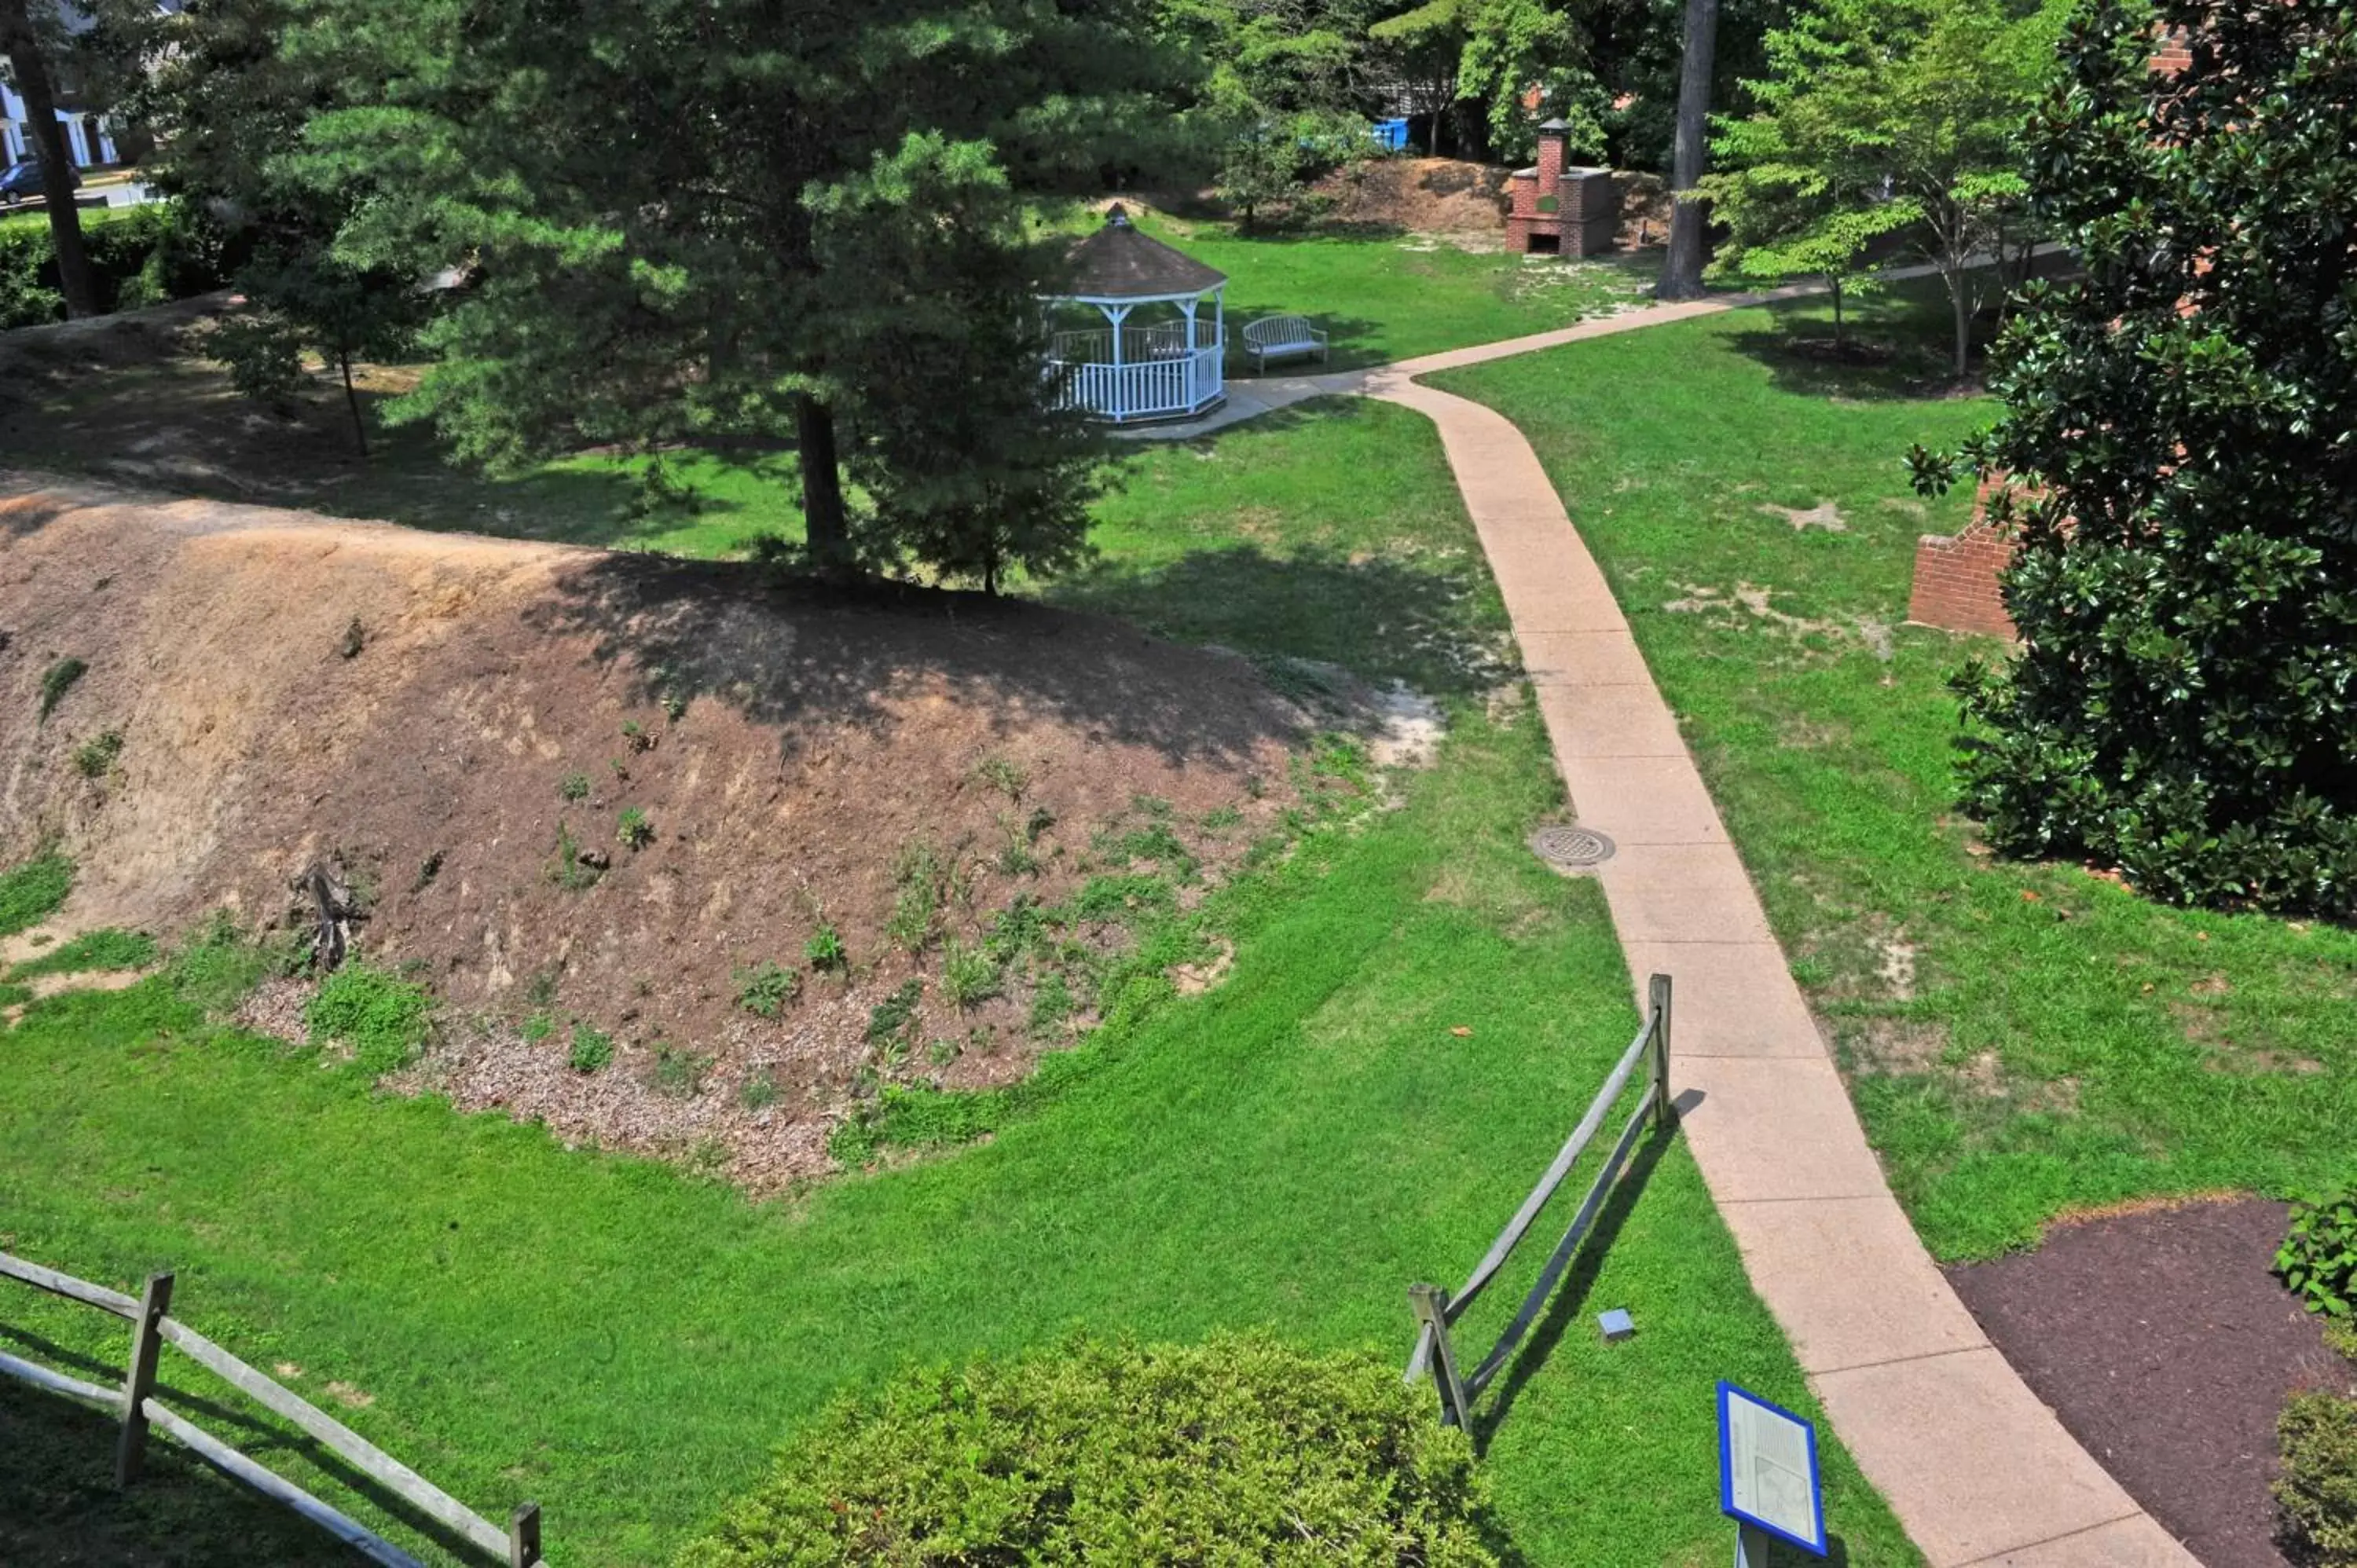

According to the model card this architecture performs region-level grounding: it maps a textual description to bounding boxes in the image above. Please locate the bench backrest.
[1245,316,1318,344]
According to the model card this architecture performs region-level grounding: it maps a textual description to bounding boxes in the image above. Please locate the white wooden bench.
[1242,315,1329,371]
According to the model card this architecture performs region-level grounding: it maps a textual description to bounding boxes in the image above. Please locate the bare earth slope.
[0,476,1304,1184]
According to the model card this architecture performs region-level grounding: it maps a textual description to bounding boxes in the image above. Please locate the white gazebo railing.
[1050,343,1224,424]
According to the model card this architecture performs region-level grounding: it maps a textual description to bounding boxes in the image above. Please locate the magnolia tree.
[1913,0,2357,917]
[1703,0,2065,372]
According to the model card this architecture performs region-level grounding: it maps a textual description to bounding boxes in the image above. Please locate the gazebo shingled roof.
[1062,205,1227,300]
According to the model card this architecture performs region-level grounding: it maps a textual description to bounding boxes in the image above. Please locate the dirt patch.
[1758,500,1847,533]
[1312,158,1508,234]
[0,476,1317,1188]
[1948,1197,2357,1568]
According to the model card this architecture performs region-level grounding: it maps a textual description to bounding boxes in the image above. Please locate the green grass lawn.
[1131,211,1664,371]
[0,402,1916,1566]
[1437,285,2357,1262]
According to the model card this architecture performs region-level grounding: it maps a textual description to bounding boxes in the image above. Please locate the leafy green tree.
[1912,0,2357,918]
[0,0,97,315]
[188,0,1179,586]
[1169,0,1374,228]
[1702,0,2065,373]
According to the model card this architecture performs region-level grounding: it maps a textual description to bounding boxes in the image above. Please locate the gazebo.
[1043,205,1226,425]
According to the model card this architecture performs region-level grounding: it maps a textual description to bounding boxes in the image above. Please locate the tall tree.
[191,0,1184,584]
[1912,0,2357,918]
[1653,0,1717,300]
[0,0,95,316]
[1705,0,2062,373]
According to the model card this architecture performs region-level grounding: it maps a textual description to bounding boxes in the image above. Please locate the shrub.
[0,201,239,328]
[617,808,655,850]
[568,1024,614,1074]
[1911,2,2357,918]
[673,1332,1502,1567]
[0,854,73,939]
[2278,1390,2357,1567]
[2279,1191,2357,1320]
[71,731,123,779]
[305,962,433,1074]
[803,923,846,973]
[733,961,801,1017]
[37,658,86,722]
[559,771,592,802]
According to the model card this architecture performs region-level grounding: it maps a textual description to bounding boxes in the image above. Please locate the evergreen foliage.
[674,1333,1504,1566]
[1915,0,2357,918]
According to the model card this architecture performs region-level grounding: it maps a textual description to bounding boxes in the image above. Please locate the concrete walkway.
[1233,281,2193,1564]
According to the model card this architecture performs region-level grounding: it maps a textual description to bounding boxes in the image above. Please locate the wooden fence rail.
[0,1249,541,1568]
[1405,972,1677,1428]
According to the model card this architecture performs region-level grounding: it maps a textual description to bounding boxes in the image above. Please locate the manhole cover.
[1529,824,1615,870]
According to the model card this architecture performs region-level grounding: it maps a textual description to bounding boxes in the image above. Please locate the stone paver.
[1354,363,2195,1566]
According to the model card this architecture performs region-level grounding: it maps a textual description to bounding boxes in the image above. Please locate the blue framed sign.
[1717,1381,1827,1558]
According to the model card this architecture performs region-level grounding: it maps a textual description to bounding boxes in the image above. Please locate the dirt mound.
[0,477,1307,1187]
[1314,159,1509,233]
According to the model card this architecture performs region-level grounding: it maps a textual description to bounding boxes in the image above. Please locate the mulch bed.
[1946,1196,2357,1568]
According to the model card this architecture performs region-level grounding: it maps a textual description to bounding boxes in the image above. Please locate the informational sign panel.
[1717,1381,1827,1557]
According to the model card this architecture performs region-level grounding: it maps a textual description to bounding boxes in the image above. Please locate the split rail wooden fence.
[0,1250,541,1568]
[1406,972,1677,1428]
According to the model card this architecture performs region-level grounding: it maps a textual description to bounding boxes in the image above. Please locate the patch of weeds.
[940,940,1001,1013]
[37,658,86,722]
[0,981,30,1009]
[608,757,630,784]
[617,807,655,851]
[568,1024,614,1074]
[1131,793,1174,820]
[739,1068,779,1112]
[1203,804,1243,831]
[621,720,654,753]
[71,730,123,779]
[651,1045,714,1098]
[162,912,273,1014]
[520,1011,556,1044]
[0,853,72,939]
[983,896,1049,965]
[306,962,433,1075]
[1028,972,1074,1038]
[559,771,592,803]
[411,851,444,893]
[524,967,560,1009]
[1026,806,1057,842]
[5,928,155,983]
[995,814,1041,877]
[1244,773,1266,800]
[867,978,924,1046]
[339,617,365,659]
[547,823,603,890]
[662,691,689,724]
[734,961,801,1017]
[928,1036,962,1068]
[805,924,847,973]
[1116,821,1196,880]
[1074,874,1178,921]
[973,755,1027,800]
[887,840,944,952]
[876,1033,912,1072]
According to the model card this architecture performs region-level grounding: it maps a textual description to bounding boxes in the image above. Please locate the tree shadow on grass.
[1048,540,1515,701]
[0,1376,368,1566]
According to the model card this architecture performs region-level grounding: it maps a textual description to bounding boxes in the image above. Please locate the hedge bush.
[0,201,239,329]
[1916,1,2357,917]
[675,1333,1506,1566]
[2280,1390,2357,1566]
[2279,1191,2357,1321]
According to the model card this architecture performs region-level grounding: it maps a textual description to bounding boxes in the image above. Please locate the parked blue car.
[0,159,79,206]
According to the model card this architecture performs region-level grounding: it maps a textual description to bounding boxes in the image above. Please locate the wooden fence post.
[1648,973,1676,1130]
[115,1270,173,1488]
[1407,1284,1472,1429]
[509,1500,542,1567]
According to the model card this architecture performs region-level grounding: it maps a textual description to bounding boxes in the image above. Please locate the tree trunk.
[1830,276,1845,351]
[794,391,850,569]
[338,346,368,457]
[1948,266,1971,379]
[0,0,97,318]
[1655,0,1720,302]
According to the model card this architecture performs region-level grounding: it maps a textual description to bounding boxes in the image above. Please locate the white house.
[2,81,118,169]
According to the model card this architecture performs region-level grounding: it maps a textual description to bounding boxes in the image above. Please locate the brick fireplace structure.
[1505,120,1620,257]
